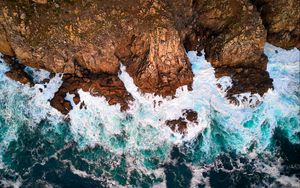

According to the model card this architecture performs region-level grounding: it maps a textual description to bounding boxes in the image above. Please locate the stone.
[252,0,300,49]
[193,0,267,70]
[1,0,296,111]
[3,56,32,85]
[165,109,198,134]
[50,73,133,114]
[215,67,273,105]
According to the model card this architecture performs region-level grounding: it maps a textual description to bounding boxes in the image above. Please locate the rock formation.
[3,56,33,85]
[188,0,267,69]
[0,0,298,114]
[165,109,198,134]
[252,0,300,49]
[50,74,133,115]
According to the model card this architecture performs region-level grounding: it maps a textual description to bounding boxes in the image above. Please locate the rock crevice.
[0,0,298,113]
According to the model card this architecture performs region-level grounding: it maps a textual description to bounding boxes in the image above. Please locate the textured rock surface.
[215,67,273,104]
[118,27,193,96]
[4,56,32,85]
[190,0,267,70]
[1,0,298,113]
[252,0,300,49]
[165,109,198,134]
[50,74,133,115]
[0,0,194,97]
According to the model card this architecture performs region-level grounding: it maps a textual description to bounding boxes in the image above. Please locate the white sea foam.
[0,43,299,186]
[0,178,22,188]
[24,66,51,84]
[0,57,64,171]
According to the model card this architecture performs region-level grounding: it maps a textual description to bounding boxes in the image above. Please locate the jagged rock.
[165,109,198,134]
[4,56,32,85]
[0,0,194,97]
[118,27,194,96]
[215,67,273,104]
[191,0,267,70]
[2,0,296,112]
[252,0,300,49]
[50,74,133,115]
[187,0,273,99]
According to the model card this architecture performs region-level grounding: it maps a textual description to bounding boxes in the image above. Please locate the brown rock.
[0,0,194,97]
[119,27,194,96]
[193,0,241,32]
[1,0,291,107]
[215,67,273,105]
[186,0,273,101]
[4,57,32,85]
[0,26,14,56]
[252,0,300,49]
[197,0,267,70]
[50,73,133,115]
[165,109,198,134]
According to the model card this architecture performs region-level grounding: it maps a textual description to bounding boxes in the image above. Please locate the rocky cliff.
[0,0,298,113]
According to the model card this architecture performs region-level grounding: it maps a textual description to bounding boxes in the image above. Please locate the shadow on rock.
[215,67,273,106]
[50,73,133,115]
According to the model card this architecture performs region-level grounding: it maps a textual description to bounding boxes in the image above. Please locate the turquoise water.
[0,43,299,187]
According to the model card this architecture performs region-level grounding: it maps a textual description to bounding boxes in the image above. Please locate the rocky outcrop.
[184,0,273,103]
[0,0,194,100]
[50,74,133,115]
[189,0,268,70]
[117,27,193,96]
[165,109,198,134]
[4,56,32,85]
[1,0,298,114]
[252,0,300,49]
[215,67,273,104]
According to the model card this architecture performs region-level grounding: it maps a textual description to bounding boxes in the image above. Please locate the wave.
[0,43,299,187]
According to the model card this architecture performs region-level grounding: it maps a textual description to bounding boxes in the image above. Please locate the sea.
[0,43,299,187]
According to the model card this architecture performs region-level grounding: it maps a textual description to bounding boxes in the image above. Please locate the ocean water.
[0,43,299,188]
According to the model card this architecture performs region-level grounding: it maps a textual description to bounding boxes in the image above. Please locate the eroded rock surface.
[50,74,133,115]
[117,27,194,96]
[0,0,194,97]
[189,0,268,70]
[165,109,198,134]
[3,56,32,85]
[0,0,297,114]
[215,67,273,104]
[252,0,300,49]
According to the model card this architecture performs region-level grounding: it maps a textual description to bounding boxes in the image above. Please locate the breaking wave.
[0,43,299,187]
